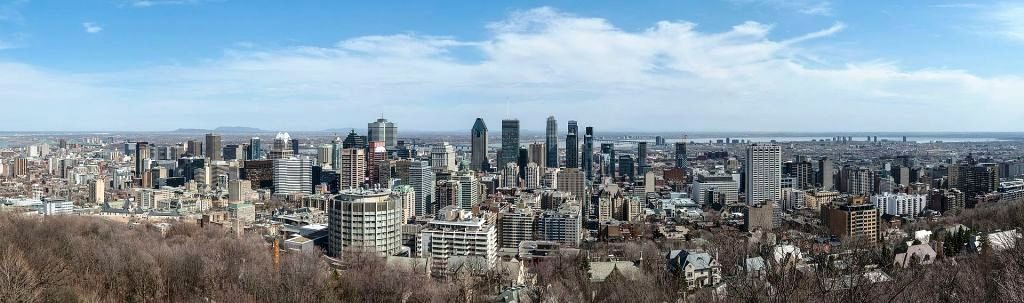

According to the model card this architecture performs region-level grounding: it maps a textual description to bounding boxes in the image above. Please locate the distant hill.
[171,126,265,133]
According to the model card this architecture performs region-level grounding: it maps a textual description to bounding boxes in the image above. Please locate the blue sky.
[1,0,1023,131]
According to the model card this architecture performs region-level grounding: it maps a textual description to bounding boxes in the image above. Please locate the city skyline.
[2,1,1024,131]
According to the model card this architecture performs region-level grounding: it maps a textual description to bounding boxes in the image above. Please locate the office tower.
[409,160,435,216]
[342,129,368,150]
[366,141,387,185]
[430,142,457,174]
[517,147,529,180]
[134,142,150,178]
[655,136,666,146]
[289,139,299,156]
[892,165,911,187]
[824,196,878,245]
[368,117,398,147]
[456,171,480,209]
[417,208,498,274]
[223,144,244,161]
[784,160,814,190]
[317,144,333,168]
[745,144,782,205]
[498,206,536,249]
[435,180,461,212]
[248,137,262,160]
[186,140,203,157]
[339,148,366,190]
[675,142,688,168]
[545,116,558,168]
[818,157,833,190]
[583,127,594,179]
[500,119,520,169]
[328,189,402,258]
[502,163,520,188]
[637,142,648,174]
[565,121,579,168]
[692,174,741,204]
[273,157,312,195]
[470,118,489,171]
[601,143,616,178]
[269,132,290,160]
[228,180,252,202]
[618,155,635,181]
[58,138,67,149]
[205,133,222,161]
[556,168,586,201]
[528,143,546,167]
[538,202,582,247]
[524,163,542,189]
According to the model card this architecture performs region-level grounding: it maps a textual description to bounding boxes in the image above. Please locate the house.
[893,243,937,267]
[739,256,766,278]
[971,229,1022,252]
[772,244,804,265]
[589,261,641,283]
[666,250,722,289]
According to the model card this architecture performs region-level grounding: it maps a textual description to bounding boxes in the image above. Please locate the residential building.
[417,207,498,275]
[328,189,403,258]
[745,144,782,205]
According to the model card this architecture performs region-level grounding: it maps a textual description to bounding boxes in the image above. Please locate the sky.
[1,0,1023,132]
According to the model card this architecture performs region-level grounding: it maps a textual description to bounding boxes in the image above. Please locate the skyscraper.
[409,160,435,216]
[470,118,489,172]
[528,143,546,167]
[248,137,262,160]
[339,148,366,190]
[583,127,594,179]
[342,129,368,150]
[545,116,558,168]
[290,139,300,156]
[674,142,688,168]
[205,133,222,161]
[430,142,457,174]
[745,144,782,205]
[565,121,578,169]
[273,157,312,195]
[500,119,520,170]
[269,132,290,160]
[135,141,150,178]
[818,157,834,190]
[368,117,398,147]
[637,142,648,174]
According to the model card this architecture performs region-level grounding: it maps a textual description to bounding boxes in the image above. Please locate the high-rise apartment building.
[367,117,398,147]
[470,118,489,171]
[556,168,586,202]
[417,208,498,276]
[500,119,520,169]
[545,116,558,168]
[328,189,402,258]
[339,148,366,190]
[456,172,480,209]
[135,141,150,179]
[745,144,782,205]
[825,196,879,245]
[818,157,833,190]
[498,206,536,249]
[528,143,546,167]
[524,163,542,189]
[538,201,582,247]
[205,133,222,161]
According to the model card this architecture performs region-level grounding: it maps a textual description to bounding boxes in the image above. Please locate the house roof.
[589,261,641,282]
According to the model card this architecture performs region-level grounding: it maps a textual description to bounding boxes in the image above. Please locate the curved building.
[328,189,403,258]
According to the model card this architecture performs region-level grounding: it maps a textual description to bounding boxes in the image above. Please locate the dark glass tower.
[566,121,578,168]
[545,116,558,168]
[471,118,489,171]
[675,142,687,168]
[248,137,262,160]
[583,127,594,179]
[500,119,520,169]
[637,142,647,174]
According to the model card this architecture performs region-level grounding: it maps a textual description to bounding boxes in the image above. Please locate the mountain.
[171,126,265,133]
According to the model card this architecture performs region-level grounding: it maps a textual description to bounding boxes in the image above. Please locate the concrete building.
[430,142,457,174]
[456,172,481,209]
[89,178,106,204]
[745,202,776,232]
[871,193,927,217]
[528,143,546,168]
[228,179,252,202]
[435,180,461,213]
[825,196,879,245]
[556,168,586,201]
[691,175,739,206]
[417,207,498,275]
[42,200,74,216]
[328,189,403,258]
[498,206,536,249]
[339,148,366,190]
[273,157,312,195]
[538,201,582,247]
[524,163,542,189]
[227,202,256,223]
[745,144,782,205]
[409,161,435,216]
[391,185,415,223]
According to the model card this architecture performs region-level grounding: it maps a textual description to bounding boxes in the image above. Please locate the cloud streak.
[1,7,1023,132]
[82,22,102,33]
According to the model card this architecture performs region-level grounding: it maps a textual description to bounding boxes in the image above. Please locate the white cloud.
[2,7,1023,131]
[82,22,102,34]
[986,2,1024,41]
[128,0,201,8]
[730,0,833,16]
